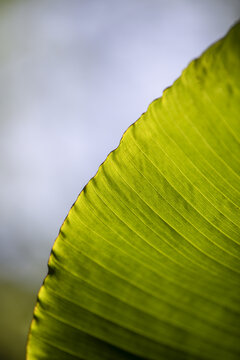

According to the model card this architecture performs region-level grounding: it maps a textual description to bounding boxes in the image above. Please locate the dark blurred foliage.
[0,280,36,360]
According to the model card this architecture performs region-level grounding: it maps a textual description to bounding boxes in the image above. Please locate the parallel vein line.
[37,288,240,357]
[129,133,240,247]
[120,146,240,275]
[44,270,240,340]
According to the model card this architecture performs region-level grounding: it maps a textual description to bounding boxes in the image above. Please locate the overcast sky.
[0,0,240,286]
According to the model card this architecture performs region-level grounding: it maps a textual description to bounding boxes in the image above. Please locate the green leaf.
[27,22,240,360]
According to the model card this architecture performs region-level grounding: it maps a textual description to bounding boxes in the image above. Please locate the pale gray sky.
[0,0,239,285]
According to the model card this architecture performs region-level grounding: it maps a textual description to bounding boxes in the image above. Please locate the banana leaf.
[27,22,240,360]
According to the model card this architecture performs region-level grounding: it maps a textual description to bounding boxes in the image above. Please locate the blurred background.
[0,0,239,359]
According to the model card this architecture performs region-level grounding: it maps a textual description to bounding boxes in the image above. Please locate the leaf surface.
[27,22,240,360]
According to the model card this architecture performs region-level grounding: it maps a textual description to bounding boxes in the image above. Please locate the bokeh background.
[0,0,239,359]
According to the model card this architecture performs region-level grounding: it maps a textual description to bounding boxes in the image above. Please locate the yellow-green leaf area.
[27,22,240,360]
